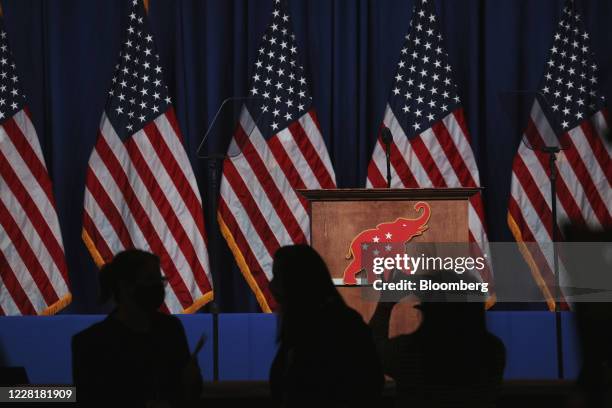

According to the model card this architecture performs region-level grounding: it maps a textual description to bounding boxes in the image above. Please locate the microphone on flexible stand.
[381,127,393,188]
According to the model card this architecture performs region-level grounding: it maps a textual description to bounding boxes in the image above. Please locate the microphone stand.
[386,144,391,188]
[500,89,569,379]
[381,128,392,188]
[206,154,223,382]
[197,97,264,382]
[543,146,564,379]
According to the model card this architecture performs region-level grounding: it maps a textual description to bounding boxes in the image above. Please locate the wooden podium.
[298,188,479,336]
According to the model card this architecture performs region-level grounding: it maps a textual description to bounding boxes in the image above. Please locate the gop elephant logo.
[343,201,431,285]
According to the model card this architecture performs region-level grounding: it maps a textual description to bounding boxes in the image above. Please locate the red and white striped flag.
[508,3,612,310]
[218,0,336,312]
[82,0,213,313]
[0,22,70,315]
[366,0,494,296]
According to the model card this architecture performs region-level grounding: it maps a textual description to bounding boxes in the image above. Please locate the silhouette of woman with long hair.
[269,244,384,408]
[72,249,202,407]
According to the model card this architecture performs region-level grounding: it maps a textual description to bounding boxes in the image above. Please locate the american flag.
[0,20,70,315]
[82,0,213,313]
[366,0,493,294]
[218,0,336,312]
[508,2,612,310]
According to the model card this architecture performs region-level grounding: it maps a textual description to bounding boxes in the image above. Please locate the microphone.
[381,127,392,188]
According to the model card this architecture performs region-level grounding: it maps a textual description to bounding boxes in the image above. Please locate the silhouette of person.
[370,271,505,408]
[72,250,202,407]
[269,244,384,408]
[563,225,612,408]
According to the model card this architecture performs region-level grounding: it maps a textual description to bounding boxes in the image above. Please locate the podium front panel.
[311,199,468,280]
[303,190,473,337]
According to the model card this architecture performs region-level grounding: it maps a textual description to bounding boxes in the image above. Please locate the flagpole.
[143,0,149,13]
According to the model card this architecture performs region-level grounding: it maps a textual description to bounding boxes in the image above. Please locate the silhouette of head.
[99,249,166,311]
[271,244,340,313]
[271,245,344,344]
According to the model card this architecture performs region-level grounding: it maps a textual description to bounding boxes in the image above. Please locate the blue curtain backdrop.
[2,0,611,313]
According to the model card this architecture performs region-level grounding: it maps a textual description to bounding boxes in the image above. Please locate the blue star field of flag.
[0,22,26,124]
[245,0,313,139]
[540,3,605,131]
[106,0,171,140]
[388,0,461,138]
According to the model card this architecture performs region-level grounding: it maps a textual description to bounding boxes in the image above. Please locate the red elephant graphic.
[343,201,431,285]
